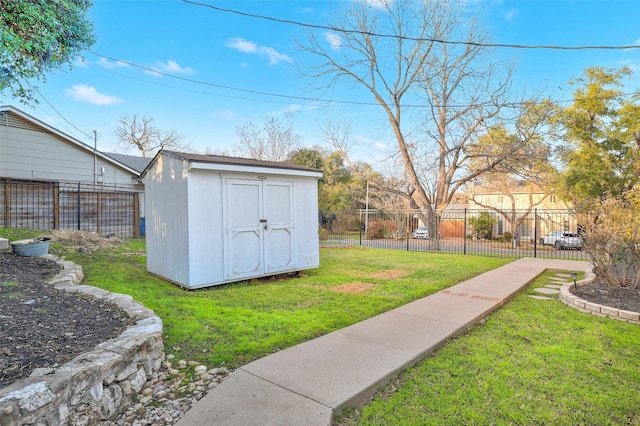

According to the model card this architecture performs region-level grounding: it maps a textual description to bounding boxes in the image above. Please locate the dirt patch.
[330,282,377,294]
[370,269,408,280]
[48,229,124,252]
[571,280,640,313]
[0,252,134,388]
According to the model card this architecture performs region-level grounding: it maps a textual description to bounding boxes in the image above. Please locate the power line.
[90,51,348,105]
[33,86,94,140]
[89,51,638,110]
[181,0,640,51]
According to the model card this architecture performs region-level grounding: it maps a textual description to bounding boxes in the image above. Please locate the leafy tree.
[231,113,302,162]
[1,0,95,103]
[290,146,362,212]
[557,66,640,288]
[299,0,540,248]
[113,113,189,157]
[556,66,640,201]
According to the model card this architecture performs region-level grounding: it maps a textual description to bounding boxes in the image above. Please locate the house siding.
[0,113,134,187]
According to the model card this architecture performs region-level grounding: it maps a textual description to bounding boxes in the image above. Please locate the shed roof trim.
[143,150,323,177]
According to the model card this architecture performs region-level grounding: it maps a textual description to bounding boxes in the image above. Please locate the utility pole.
[93,130,98,187]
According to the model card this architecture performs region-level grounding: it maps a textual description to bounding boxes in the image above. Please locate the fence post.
[463,209,467,255]
[77,182,81,230]
[406,210,410,251]
[534,208,538,258]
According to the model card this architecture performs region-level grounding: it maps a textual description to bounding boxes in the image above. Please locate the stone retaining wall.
[559,269,640,325]
[0,256,164,426]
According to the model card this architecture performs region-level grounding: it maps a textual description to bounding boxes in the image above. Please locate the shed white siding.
[143,151,322,289]
[0,110,135,186]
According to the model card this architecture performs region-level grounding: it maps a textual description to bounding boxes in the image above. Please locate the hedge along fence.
[1,179,143,238]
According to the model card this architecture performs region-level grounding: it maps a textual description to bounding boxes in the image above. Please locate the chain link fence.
[319,208,590,261]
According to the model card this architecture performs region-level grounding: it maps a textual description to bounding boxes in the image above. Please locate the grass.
[0,228,511,368]
[337,269,640,425]
[8,229,637,423]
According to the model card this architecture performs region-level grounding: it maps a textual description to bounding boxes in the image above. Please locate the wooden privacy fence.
[1,179,142,238]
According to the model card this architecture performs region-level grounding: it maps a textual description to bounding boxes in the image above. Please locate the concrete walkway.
[177,258,590,426]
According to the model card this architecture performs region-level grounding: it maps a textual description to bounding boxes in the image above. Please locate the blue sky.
[3,0,640,162]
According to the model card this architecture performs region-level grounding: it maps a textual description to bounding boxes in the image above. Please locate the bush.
[468,212,496,239]
[577,186,640,289]
[368,220,396,239]
[318,227,329,241]
[503,231,512,241]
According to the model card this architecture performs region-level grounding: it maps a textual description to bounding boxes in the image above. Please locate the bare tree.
[114,114,189,157]
[231,113,302,161]
[465,103,557,245]
[299,0,543,247]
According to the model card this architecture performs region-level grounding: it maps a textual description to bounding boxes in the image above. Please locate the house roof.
[141,150,323,177]
[0,105,141,177]
[103,153,153,174]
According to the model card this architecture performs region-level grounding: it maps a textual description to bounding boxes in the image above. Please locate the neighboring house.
[0,105,145,237]
[141,150,323,289]
[466,181,576,240]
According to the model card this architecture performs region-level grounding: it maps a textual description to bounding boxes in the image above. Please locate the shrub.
[577,185,640,289]
[368,220,397,239]
[503,231,512,241]
[468,212,496,239]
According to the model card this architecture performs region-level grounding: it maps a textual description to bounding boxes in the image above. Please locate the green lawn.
[338,269,640,425]
[0,229,510,367]
[7,229,636,424]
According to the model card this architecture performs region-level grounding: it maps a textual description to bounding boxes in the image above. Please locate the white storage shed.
[141,151,323,289]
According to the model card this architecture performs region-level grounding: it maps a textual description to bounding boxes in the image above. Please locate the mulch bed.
[571,279,640,313]
[0,252,134,388]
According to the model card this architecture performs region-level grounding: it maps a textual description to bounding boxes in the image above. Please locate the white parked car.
[412,226,429,239]
[539,231,582,250]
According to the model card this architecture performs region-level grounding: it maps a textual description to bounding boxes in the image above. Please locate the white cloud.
[65,84,123,106]
[374,141,388,150]
[504,8,519,23]
[616,58,640,72]
[145,60,194,77]
[296,7,313,13]
[323,32,343,50]
[364,0,391,9]
[635,37,640,45]
[224,37,293,65]
[211,110,236,120]
[97,57,129,70]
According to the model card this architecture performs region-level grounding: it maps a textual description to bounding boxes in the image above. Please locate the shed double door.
[224,178,295,280]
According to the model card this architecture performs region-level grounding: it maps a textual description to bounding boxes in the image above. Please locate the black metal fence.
[1,179,143,238]
[320,208,590,261]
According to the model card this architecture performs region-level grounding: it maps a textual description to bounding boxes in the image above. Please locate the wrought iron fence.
[319,208,590,261]
[1,179,143,238]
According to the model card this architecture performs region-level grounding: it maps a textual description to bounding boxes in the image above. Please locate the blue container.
[11,239,50,257]
[140,217,146,238]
